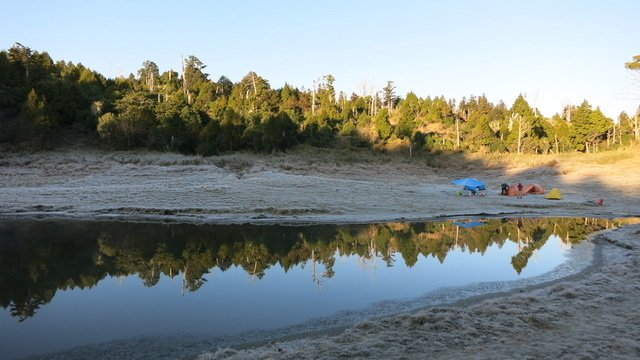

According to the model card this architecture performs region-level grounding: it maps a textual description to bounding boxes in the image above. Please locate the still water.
[0,217,622,358]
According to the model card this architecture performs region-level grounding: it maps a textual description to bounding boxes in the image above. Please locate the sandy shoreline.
[2,148,640,359]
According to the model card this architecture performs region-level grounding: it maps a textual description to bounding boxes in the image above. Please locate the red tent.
[506,184,545,196]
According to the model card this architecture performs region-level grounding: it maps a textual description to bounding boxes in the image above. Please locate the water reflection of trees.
[0,217,632,321]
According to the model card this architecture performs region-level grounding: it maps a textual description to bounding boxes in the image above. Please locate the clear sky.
[2,0,639,118]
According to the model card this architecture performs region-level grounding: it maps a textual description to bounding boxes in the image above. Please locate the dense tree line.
[1,43,639,154]
[1,217,623,321]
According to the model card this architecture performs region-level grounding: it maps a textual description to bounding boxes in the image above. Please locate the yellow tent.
[545,188,562,200]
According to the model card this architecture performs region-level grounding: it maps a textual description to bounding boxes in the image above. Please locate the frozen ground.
[2,148,639,359]
[1,149,638,224]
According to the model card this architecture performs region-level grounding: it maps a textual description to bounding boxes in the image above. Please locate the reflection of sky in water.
[1,231,571,359]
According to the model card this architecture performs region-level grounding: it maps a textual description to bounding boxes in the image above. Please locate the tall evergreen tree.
[137,60,160,93]
[570,100,612,152]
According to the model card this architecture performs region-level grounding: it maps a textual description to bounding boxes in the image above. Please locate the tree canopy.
[1,43,636,154]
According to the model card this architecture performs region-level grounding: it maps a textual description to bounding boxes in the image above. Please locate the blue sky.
[2,0,639,118]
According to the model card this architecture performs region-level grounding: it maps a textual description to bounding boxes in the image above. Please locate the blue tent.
[452,178,486,191]
[452,221,486,228]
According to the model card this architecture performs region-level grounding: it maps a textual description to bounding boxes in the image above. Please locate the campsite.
[1,148,634,225]
[2,1,640,359]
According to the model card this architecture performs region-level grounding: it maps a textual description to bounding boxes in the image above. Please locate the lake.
[0,217,623,359]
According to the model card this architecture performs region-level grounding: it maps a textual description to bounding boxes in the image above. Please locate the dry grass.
[571,147,637,166]
[203,144,640,180]
[451,145,640,173]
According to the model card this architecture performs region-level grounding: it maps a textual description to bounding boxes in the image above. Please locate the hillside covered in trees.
[1,43,639,155]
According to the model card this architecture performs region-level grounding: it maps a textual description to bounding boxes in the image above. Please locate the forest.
[1,43,639,155]
[0,217,622,321]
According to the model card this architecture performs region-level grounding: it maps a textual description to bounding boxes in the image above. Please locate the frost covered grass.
[1,146,639,223]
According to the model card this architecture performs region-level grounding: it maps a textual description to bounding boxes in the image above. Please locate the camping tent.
[452,178,486,191]
[506,184,545,196]
[545,188,562,200]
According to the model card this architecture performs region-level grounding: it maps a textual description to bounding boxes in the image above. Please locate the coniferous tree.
[138,60,159,93]
[570,100,613,152]
[382,81,396,111]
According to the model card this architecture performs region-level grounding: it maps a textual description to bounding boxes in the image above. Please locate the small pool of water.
[0,217,625,359]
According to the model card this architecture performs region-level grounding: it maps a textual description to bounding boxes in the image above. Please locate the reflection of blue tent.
[452,178,486,191]
[452,221,486,228]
